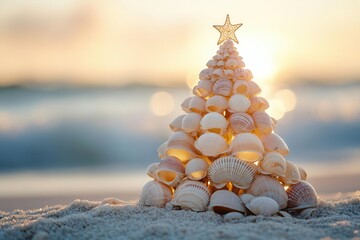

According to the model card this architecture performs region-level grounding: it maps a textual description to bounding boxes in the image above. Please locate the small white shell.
[298,208,316,219]
[225,59,238,68]
[181,97,192,113]
[193,80,213,98]
[156,156,185,187]
[246,196,279,216]
[232,80,249,95]
[213,79,233,97]
[247,96,269,114]
[229,133,264,162]
[286,181,318,210]
[189,96,206,114]
[200,112,228,135]
[165,131,198,163]
[146,162,160,179]
[185,158,209,180]
[297,166,307,181]
[228,95,251,113]
[258,152,287,177]
[247,81,262,96]
[224,69,234,79]
[209,190,246,214]
[245,69,253,81]
[169,114,186,132]
[139,180,173,207]
[212,69,224,79]
[199,68,212,80]
[234,68,247,80]
[252,111,273,134]
[260,133,290,156]
[229,112,255,134]
[239,193,255,205]
[237,59,245,68]
[205,95,228,113]
[195,132,228,157]
[217,60,225,67]
[223,212,244,221]
[279,161,301,185]
[206,59,217,68]
[277,210,292,218]
[157,141,167,159]
[181,113,202,135]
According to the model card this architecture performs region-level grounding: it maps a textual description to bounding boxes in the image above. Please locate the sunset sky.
[0,0,359,86]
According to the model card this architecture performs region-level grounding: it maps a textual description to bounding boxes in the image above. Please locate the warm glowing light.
[275,89,297,112]
[186,70,199,89]
[267,99,285,120]
[150,91,174,116]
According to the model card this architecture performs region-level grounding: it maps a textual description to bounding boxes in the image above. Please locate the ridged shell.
[206,59,217,68]
[246,175,288,209]
[260,133,290,156]
[223,212,244,221]
[208,190,246,214]
[279,161,301,185]
[181,97,192,113]
[298,208,316,219]
[225,59,237,68]
[246,196,279,216]
[212,69,224,79]
[156,156,185,187]
[228,95,251,113]
[237,59,245,68]
[224,69,234,79]
[229,133,264,162]
[213,79,232,97]
[139,180,173,207]
[258,152,287,177]
[208,156,257,189]
[188,96,206,114]
[245,69,253,81]
[185,158,209,180]
[217,60,225,67]
[199,68,212,80]
[232,80,249,95]
[172,180,210,212]
[247,96,269,114]
[157,141,167,159]
[252,111,273,134]
[297,166,307,181]
[169,114,186,132]
[234,68,247,80]
[195,133,228,157]
[181,113,202,135]
[193,80,213,98]
[165,131,198,163]
[200,112,228,135]
[205,95,228,113]
[229,112,255,134]
[247,81,262,96]
[286,181,318,210]
[146,162,160,179]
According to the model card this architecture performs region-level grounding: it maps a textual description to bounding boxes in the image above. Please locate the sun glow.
[150,91,174,116]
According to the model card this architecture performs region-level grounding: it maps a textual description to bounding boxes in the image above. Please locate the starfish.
[213,15,242,45]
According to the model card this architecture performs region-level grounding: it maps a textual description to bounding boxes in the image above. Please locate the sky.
[0,0,359,86]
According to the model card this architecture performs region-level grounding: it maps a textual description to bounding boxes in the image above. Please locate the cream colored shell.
[286,181,318,210]
[200,112,228,135]
[193,80,213,98]
[157,141,167,159]
[188,96,206,114]
[165,131,198,163]
[205,95,228,113]
[260,133,290,156]
[156,156,185,187]
[208,190,246,214]
[247,96,269,114]
[232,80,249,95]
[181,113,202,135]
[213,78,232,97]
[195,132,228,157]
[278,161,301,185]
[297,166,307,180]
[246,196,279,216]
[229,112,255,134]
[252,111,273,134]
[258,152,287,177]
[228,95,251,113]
[146,162,160,179]
[139,180,173,207]
[185,158,209,180]
[169,114,186,132]
[247,81,262,96]
[229,133,264,162]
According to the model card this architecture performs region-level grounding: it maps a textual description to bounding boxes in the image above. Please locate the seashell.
[157,141,167,159]
[169,114,186,132]
[271,117,277,128]
[225,59,237,68]
[247,96,269,114]
[208,190,246,214]
[195,133,228,157]
[252,111,273,134]
[165,131,198,163]
[247,81,262,96]
[185,158,209,180]
[258,152,287,177]
[217,60,225,67]
[223,53,230,59]
[156,156,185,187]
[208,156,257,189]
[228,95,251,113]
[213,79,232,97]
[224,69,234,79]
[172,180,210,212]
[298,208,316,219]
[199,68,212,80]
[181,97,192,113]
[277,210,292,218]
[246,196,279,216]
[213,55,219,61]
[193,80,213,98]
[297,166,307,181]
[212,69,224,79]
[205,95,228,113]
[246,175,288,209]
[260,133,289,156]
[206,59,217,68]
[236,58,245,68]
[286,181,318,210]
[229,112,255,134]
[229,133,264,162]
[223,212,244,221]
[234,68,247,80]
[189,96,206,114]
[181,113,202,135]
[232,80,249,95]
[245,69,253,81]
[200,112,228,135]
[139,180,173,207]
[146,162,160,179]
[239,193,255,205]
[279,161,301,185]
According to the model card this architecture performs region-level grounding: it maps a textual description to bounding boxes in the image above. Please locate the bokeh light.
[267,99,285,120]
[274,89,297,112]
[150,91,174,116]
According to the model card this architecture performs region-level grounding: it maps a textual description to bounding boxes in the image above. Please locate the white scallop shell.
[189,96,206,114]
[156,156,185,187]
[229,112,255,134]
[225,59,237,68]
[195,133,228,157]
[208,190,246,214]
[181,97,192,113]
[217,60,225,67]
[206,59,217,68]
[247,81,262,96]
[213,79,232,97]
[297,166,307,181]
[245,175,288,209]
[234,68,247,80]
[172,180,210,212]
[181,113,202,135]
[212,69,224,79]
[224,69,234,79]
[232,80,249,95]
[205,95,228,113]
[185,158,209,180]
[279,161,301,185]
[193,80,213,98]
[229,133,264,162]
[286,181,318,210]
[169,114,186,132]
[252,111,273,134]
[208,156,257,189]
[165,131,198,163]
[246,196,279,216]
[146,162,160,179]
[139,180,173,207]
[157,141,167,159]
[239,193,255,205]
[258,152,287,177]
[228,95,251,113]
[200,112,228,135]
[260,133,290,156]
[247,96,269,114]
[199,68,212,80]
[223,212,244,221]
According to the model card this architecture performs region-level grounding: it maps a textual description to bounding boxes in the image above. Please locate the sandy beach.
[1,196,359,240]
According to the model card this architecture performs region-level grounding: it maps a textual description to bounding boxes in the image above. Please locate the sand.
[0,197,359,240]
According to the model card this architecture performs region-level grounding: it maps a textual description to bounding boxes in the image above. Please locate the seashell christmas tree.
[139,15,319,217]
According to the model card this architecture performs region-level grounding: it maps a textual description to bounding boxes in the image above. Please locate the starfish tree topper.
[213,15,242,45]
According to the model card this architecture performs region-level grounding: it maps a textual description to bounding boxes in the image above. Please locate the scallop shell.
[139,180,173,207]
[217,60,225,68]
[248,81,262,96]
[208,190,246,214]
[157,141,167,159]
[258,152,287,177]
[199,68,212,80]
[298,208,316,219]
[212,69,224,79]
[225,59,238,68]
[181,113,202,135]
[237,59,245,68]
[228,95,251,113]
[165,131,198,163]
[247,96,269,114]
[146,162,160,179]
[189,96,206,114]
[213,79,232,97]
[229,133,264,162]
[224,69,234,79]
[169,114,186,132]
[172,180,210,212]
[229,112,255,134]
[223,212,244,221]
[208,156,257,189]
[193,80,213,98]
[260,133,290,156]
[246,175,288,209]
[185,158,209,180]
[195,133,228,157]
[181,97,192,113]
[286,181,318,210]
[206,59,217,68]
[234,68,247,80]
[239,193,255,205]
[252,111,273,134]
[156,156,185,187]
[297,166,307,181]
[246,196,279,216]
[205,95,228,113]
[232,80,249,95]
[200,112,228,135]
[279,161,301,185]
[245,69,253,81]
